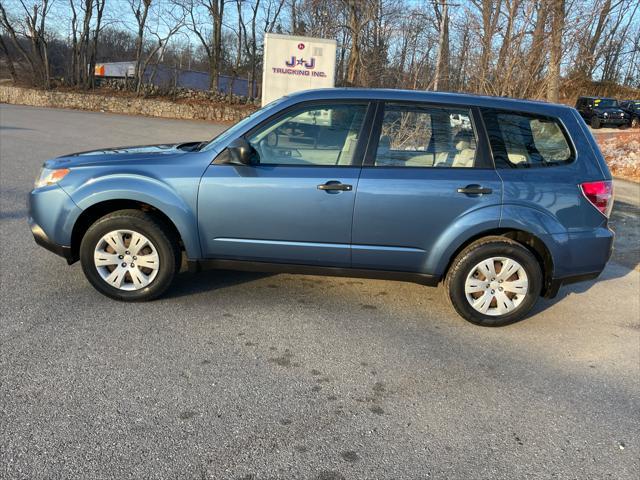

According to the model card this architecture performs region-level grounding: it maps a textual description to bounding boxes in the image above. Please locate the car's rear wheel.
[591,116,601,129]
[445,236,542,326]
[80,209,180,301]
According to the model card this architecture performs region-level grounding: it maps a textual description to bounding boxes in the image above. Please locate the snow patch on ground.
[597,133,640,182]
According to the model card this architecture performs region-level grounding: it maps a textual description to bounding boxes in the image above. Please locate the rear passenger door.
[351,101,502,273]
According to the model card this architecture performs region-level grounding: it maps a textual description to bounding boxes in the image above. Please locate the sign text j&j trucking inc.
[262,33,337,106]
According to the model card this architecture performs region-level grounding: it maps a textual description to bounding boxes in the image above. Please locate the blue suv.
[28,89,614,326]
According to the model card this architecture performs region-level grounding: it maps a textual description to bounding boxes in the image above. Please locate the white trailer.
[94,61,136,78]
[261,33,337,106]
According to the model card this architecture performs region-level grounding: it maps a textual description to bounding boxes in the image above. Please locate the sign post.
[262,33,337,106]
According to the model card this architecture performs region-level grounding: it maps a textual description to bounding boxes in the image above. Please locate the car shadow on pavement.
[529,261,634,318]
[130,183,640,319]
[526,188,638,319]
[165,269,272,299]
[0,125,34,131]
[165,192,639,319]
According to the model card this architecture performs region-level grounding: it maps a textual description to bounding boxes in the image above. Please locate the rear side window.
[372,103,477,168]
[481,109,574,168]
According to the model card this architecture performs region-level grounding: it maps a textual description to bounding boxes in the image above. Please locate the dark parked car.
[620,100,640,128]
[575,96,629,128]
[29,89,614,326]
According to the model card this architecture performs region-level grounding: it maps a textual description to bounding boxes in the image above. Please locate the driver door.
[197,101,372,267]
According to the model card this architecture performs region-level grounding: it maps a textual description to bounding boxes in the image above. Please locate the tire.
[445,236,543,327]
[591,116,601,129]
[80,209,181,301]
[632,117,639,129]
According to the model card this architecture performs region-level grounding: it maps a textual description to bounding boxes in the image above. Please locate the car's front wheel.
[591,116,601,129]
[632,117,639,128]
[80,209,180,301]
[445,236,543,326]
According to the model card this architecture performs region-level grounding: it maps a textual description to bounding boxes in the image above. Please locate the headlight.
[34,168,70,189]
[603,112,609,118]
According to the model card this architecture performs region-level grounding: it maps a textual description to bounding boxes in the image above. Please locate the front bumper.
[599,117,628,126]
[28,217,74,262]
[28,185,82,263]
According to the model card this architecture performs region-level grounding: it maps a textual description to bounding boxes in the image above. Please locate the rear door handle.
[457,184,493,195]
[317,181,353,192]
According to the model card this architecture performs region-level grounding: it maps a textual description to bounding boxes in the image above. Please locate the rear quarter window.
[481,108,574,168]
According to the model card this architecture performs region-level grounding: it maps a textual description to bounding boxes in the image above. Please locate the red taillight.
[580,180,614,217]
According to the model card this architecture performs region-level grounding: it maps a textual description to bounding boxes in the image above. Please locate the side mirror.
[227,137,255,165]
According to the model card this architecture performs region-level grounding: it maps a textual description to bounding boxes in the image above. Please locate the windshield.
[594,98,618,108]
[200,96,289,152]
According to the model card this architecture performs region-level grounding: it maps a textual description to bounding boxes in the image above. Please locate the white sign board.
[262,33,337,106]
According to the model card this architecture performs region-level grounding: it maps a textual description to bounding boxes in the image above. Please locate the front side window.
[373,103,477,168]
[246,103,368,166]
[481,109,573,168]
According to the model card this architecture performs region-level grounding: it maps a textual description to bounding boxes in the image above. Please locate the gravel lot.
[1,104,639,480]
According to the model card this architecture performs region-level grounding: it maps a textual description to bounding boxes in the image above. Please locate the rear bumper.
[542,227,614,298]
[543,271,602,299]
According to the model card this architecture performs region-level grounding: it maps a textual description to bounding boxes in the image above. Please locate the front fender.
[65,174,201,258]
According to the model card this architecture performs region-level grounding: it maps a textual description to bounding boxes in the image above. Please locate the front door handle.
[317,181,353,192]
[457,184,493,195]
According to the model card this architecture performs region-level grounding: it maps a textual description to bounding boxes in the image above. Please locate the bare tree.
[87,0,106,88]
[238,0,259,97]
[1,0,637,100]
[0,30,18,81]
[571,0,615,81]
[432,0,450,91]
[0,0,53,87]
[129,0,152,91]
[547,0,565,102]
[68,0,104,88]
[341,0,371,85]
[470,0,502,93]
[133,0,185,93]
[180,0,227,91]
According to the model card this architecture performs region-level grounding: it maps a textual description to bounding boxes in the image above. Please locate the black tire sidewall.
[447,241,542,327]
[591,116,600,129]
[80,214,178,301]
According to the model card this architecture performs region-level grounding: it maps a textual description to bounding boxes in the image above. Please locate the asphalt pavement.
[1,104,639,479]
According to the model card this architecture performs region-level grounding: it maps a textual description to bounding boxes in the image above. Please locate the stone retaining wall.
[0,85,256,123]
